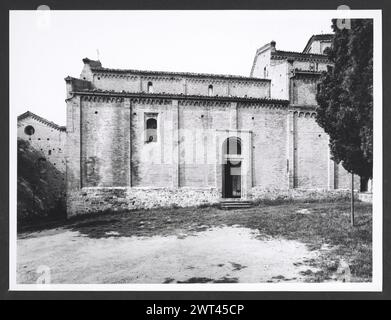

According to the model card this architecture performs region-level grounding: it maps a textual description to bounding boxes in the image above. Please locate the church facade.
[65,34,356,216]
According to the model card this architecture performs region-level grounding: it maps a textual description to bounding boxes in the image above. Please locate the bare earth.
[17,201,372,284]
[18,226,326,284]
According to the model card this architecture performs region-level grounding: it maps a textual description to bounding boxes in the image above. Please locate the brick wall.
[80,97,131,187]
[93,74,141,92]
[238,106,288,188]
[291,60,329,72]
[130,99,174,187]
[306,40,332,55]
[65,52,359,217]
[294,112,329,188]
[291,77,319,105]
[91,73,270,99]
[250,49,271,78]
[178,102,231,188]
[250,41,330,101]
[269,59,289,99]
[17,117,66,172]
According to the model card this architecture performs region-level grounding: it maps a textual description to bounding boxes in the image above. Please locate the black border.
[1,0,390,300]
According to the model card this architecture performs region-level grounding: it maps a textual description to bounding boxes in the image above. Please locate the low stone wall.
[67,187,220,217]
[249,187,358,202]
[67,186,362,217]
[358,192,372,203]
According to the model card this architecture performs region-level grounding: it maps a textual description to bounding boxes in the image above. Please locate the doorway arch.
[222,137,242,198]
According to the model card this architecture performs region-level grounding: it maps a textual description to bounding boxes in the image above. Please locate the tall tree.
[316,19,373,191]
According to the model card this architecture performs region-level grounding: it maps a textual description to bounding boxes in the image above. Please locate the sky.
[10,10,337,126]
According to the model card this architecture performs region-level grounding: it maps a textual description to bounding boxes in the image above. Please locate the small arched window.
[24,125,35,136]
[208,84,213,96]
[147,81,153,93]
[223,137,242,155]
[264,66,267,78]
[146,118,157,143]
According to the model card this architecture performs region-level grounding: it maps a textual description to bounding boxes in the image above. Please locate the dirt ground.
[17,201,372,284]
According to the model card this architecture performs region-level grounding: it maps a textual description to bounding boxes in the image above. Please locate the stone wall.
[358,192,372,203]
[67,185,362,217]
[249,186,358,202]
[67,187,220,217]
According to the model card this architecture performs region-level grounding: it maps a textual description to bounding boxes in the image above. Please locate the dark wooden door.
[223,160,241,198]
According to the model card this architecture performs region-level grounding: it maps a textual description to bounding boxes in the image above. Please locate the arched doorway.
[222,137,242,198]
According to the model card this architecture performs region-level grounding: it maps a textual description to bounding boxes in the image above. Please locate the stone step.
[220,201,252,205]
[220,204,252,207]
[220,201,252,204]
[219,200,253,210]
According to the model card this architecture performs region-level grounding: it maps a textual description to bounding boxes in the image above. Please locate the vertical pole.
[351,173,355,227]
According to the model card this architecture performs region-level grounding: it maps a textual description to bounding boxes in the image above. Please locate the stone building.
[65,34,357,216]
[17,111,66,172]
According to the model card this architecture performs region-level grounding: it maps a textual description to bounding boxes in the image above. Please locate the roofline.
[271,50,330,62]
[250,41,276,76]
[302,34,334,53]
[249,54,257,77]
[17,111,66,131]
[289,105,319,112]
[90,67,271,83]
[70,90,289,105]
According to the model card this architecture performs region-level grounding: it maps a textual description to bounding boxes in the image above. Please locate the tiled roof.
[71,89,289,105]
[302,34,334,53]
[90,66,270,83]
[17,111,66,132]
[271,50,329,62]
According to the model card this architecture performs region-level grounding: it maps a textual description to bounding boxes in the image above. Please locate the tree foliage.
[316,19,373,182]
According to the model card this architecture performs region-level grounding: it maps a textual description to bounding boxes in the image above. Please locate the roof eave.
[90,67,271,83]
[70,90,289,105]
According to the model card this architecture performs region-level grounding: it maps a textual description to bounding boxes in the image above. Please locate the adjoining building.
[17,111,67,222]
[18,111,67,172]
[64,34,358,217]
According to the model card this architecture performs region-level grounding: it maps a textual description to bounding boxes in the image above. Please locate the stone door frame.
[215,129,252,199]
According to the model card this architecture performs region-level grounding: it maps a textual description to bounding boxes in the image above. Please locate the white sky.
[10,10,336,126]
